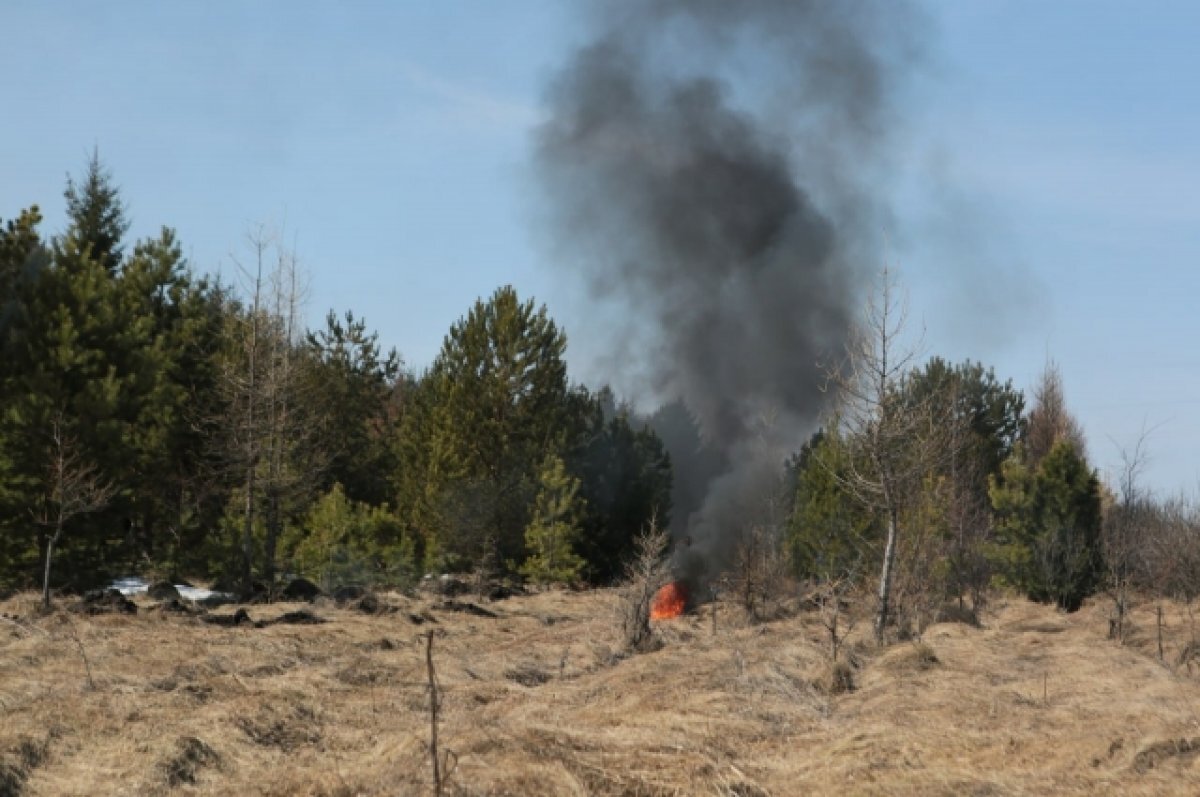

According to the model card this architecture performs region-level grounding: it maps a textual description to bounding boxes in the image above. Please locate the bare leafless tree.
[813,568,862,664]
[891,487,950,640]
[824,265,948,643]
[889,412,987,637]
[618,513,672,652]
[260,234,320,587]
[34,416,115,609]
[217,226,323,594]
[729,522,788,622]
[219,230,267,592]
[1145,495,1200,606]
[925,376,996,616]
[1103,426,1155,643]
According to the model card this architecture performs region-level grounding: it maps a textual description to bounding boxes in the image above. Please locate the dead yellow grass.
[2,589,1200,795]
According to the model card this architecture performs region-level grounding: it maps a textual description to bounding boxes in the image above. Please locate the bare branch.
[36,415,115,609]
[822,264,950,643]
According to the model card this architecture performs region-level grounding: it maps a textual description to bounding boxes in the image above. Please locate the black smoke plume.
[536,1,922,580]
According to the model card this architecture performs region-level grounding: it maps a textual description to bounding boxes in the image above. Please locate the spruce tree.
[63,148,129,273]
[1029,441,1103,610]
[989,361,1100,610]
[990,441,1103,611]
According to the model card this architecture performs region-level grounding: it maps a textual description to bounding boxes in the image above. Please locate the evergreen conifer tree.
[520,453,585,585]
[417,286,569,570]
[990,441,1103,610]
[63,148,130,273]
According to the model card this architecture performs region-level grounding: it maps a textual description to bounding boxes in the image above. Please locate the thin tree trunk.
[1116,586,1126,643]
[242,464,255,593]
[426,630,442,796]
[241,254,262,595]
[829,603,840,663]
[875,508,899,642]
[42,531,60,610]
[264,489,279,587]
[36,420,113,609]
[1157,604,1165,662]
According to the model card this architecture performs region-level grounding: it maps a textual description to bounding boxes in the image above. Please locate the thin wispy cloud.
[397,62,543,131]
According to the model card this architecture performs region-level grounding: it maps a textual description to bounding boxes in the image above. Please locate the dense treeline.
[5,156,1197,629]
[0,156,671,595]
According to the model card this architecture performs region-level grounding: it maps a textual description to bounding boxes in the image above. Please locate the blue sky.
[3,1,1198,495]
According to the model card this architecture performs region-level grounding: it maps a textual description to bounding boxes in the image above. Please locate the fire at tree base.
[651,580,688,620]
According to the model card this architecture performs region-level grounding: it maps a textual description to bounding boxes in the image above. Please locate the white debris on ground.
[111,576,231,602]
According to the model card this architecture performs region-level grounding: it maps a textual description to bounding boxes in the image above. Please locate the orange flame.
[650,580,687,620]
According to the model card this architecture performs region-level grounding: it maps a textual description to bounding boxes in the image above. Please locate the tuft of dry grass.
[2,589,1200,794]
[159,736,221,788]
[877,641,940,674]
[824,660,856,695]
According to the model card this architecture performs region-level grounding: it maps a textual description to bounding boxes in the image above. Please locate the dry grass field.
[3,586,1200,796]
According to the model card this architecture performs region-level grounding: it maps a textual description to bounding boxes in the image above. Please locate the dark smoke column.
[535,0,921,575]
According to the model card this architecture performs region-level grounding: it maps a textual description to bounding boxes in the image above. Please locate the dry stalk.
[729,523,787,622]
[1158,604,1165,662]
[58,612,95,691]
[425,629,456,796]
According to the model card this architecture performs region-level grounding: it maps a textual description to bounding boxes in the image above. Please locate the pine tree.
[113,228,226,573]
[0,209,124,584]
[902,358,1025,484]
[520,454,585,585]
[898,358,1026,608]
[0,208,51,578]
[281,483,414,590]
[787,427,878,581]
[307,311,401,507]
[392,371,444,571]
[0,207,49,338]
[565,386,672,584]
[415,286,570,570]
[0,164,137,583]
